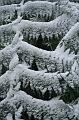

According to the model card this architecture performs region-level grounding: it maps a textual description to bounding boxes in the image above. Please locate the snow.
[9,53,19,70]
[11,31,23,47]
[12,16,22,26]
[71,60,78,74]
[0,90,74,120]
[0,63,67,98]
[0,0,79,50]
[0,0,22,5]
[15,105,23,120]
[6,113,13,120]
[14,12,77,38]
[63,22,79,40]
[0,0,79,120]
[20,0,25,6]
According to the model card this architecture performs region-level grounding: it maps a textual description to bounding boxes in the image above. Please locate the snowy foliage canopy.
[0,0,79,120]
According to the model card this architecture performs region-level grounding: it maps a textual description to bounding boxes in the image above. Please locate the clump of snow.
[6,113,13,120]
[71,60,78,74]
[0,91,74,120]
[11,31,23,47]
[9,53,19,70]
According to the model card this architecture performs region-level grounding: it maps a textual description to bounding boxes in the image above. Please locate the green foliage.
[50,117,53,120]
[60,83,79,103]
[20,81,41,99]
[21,108,40,120]
[33,87,38,98]
[51,87,57,98]
[29,35,33,44]
[30,57,38,71]
[30,114,35,120]
[35,34,51,50]
[43,13,54,22]
[14,10,18,19]
[11,10,18,21]
[2,20,6,25]
[0,110,4,120]
[12,113,15,120]
[22,12,31,20]
[45,64,50,73]
[24,81,33,95]
[59,76,66,94]
[35,33,43,49]
[27,34,30,43]
[43,88,50,100]
[21,108,29,120]
[43,88,57,100]
[37,88,43,99]
[18,52,23,63]
[74,83,79,99]
[40,113,44,120]
[1,63,8,75]
[0,97,4,102]
[0,43,5,50]
[38,14,41,19]
[20,80,57,100]
[50,34,61,51]
[22,13,27,20]
[60,84,75,103]
[23,32,62,51]
[22,12,54,22]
